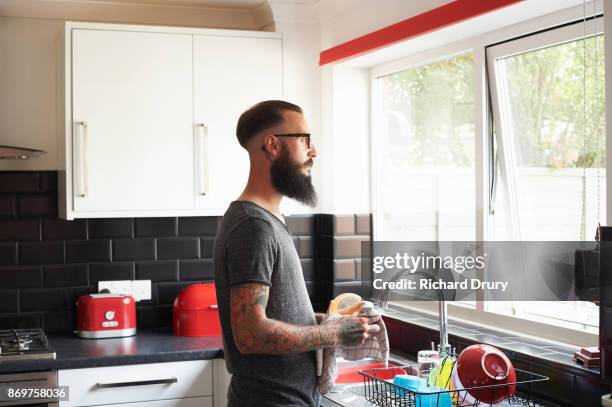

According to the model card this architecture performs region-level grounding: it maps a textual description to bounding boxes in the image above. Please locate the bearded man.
[213,100,380,406]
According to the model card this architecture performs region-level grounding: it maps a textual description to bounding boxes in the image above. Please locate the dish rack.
[358,365,549,407]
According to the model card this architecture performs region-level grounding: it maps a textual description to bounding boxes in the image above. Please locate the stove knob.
[105,311,115,320]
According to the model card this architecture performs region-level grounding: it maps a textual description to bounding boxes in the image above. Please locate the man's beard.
[270,144,317,207]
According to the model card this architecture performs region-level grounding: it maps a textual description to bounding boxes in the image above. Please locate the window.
[375,53,476,241]
[372,14,604,341]
[487,20,604,333]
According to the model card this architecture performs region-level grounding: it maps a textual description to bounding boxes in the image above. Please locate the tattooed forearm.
[230,283,368,355]
[315,313,325,324]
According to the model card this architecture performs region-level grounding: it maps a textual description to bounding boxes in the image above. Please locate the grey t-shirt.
[214,201,320,406]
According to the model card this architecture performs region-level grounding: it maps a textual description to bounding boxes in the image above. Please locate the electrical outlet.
[131,280,152,301]
[98,280,132,295]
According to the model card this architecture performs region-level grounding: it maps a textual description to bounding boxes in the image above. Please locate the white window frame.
[370,4,602,347]
[487,17,604,241]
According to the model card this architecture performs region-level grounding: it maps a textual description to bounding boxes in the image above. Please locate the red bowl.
[456,344,516,404]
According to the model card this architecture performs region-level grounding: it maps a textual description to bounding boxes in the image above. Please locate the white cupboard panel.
[77,396,213,407]
[193,35,283,212]
[71,29,194,212]
[58,360,212,407]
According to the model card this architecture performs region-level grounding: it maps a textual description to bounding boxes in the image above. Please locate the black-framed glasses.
[274,133,312,149]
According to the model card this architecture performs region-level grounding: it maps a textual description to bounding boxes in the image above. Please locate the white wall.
[311,0,455,214]
[266,1,322,215]
[316,0,454,50]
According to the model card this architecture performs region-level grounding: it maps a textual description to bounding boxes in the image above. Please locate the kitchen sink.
[335,358,401,384]
[322,355,414,406]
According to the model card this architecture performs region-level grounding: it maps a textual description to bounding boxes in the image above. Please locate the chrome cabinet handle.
[96,377,178,389]
[195,123,209,196]
[74,121,88,197]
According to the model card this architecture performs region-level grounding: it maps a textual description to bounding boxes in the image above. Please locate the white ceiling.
[78,0,319,10]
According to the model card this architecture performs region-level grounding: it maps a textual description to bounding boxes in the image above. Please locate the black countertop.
[0,329,224,374]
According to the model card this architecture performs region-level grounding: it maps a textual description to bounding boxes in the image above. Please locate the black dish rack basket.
[358,364,549,407]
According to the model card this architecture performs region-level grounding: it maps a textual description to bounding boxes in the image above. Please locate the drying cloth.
[316,306,389,395]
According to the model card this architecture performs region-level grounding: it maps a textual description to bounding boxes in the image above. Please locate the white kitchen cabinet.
[58,360,213,407]
[193,35,283,212]
[70,28,194,214]
[90,397,213,407]
[58,22,283,219]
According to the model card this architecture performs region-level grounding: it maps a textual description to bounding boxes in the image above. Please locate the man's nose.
[308,142,317,157]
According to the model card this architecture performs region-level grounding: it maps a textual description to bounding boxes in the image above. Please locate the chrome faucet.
[377,269,453,357]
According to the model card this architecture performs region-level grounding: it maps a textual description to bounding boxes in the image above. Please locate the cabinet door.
[193,35,283,212]
[58,360,212,407]
[71,29,194,212]
[65,396,213,407]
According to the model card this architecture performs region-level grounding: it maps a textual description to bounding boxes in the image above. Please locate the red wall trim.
[319,0,523,66]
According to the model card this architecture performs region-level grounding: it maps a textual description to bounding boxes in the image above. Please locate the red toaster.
[76,294,137,338]
[173,283,221,336]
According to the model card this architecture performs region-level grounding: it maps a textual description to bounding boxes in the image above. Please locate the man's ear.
[261,134,280,157]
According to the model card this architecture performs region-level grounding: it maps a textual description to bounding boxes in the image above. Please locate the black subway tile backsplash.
[0,196,16,217]
[0,219,40,241]
[136,305,172,329]
[20,288,65,312]
[65,286,96,309]
[66,240,111,263]
[319,214,355,236]
[179,259,214,281]
[136,260,179,282]
[297,236,314,258]
[355,214,371,235]
[42,219,87,240]
[0,242,17,265]
[38,172,57,193]
[44,264,89,288]
[18,241,64,265]
[44,310,75,334]
[157,237,200,260]
[178,217,220,236]
[135,218,177,237]
[301,259,315,281]
[0,313,43,330]
[157,282,192,305]
[0,290,18,312]
[89,262,134,285]
[17,195,57,217]
[89,218,133,239]
[286,215,316,236]
[0,265,42,288]
[113,238,156,261]
[200,237,215,258]
[333,259,356,281]
[0,172,39,193]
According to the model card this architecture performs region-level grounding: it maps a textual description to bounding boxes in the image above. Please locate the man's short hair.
[236,100,302,149]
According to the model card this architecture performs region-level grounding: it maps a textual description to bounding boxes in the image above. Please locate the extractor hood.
[0,145,46,160]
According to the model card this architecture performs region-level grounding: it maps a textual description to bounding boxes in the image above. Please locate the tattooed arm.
[315,313,325,324]
[230,283,380,355]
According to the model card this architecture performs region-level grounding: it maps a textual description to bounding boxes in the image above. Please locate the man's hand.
[336,314,381,347]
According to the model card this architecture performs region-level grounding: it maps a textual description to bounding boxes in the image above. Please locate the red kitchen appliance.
[76,294,136,338]
[173,283,221,336]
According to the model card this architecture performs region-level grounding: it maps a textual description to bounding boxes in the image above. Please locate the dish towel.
[316,304,389,395]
